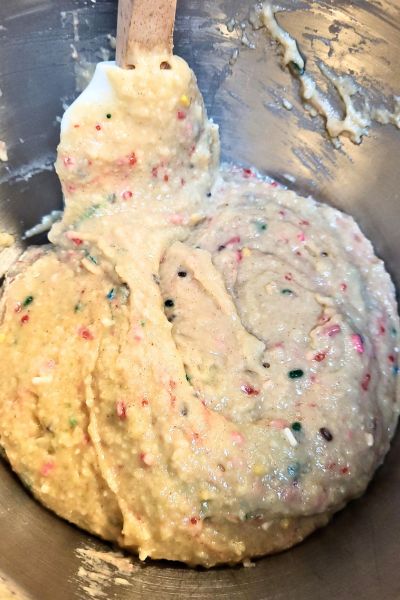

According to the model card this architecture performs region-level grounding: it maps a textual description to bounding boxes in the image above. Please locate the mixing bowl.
[1,1,400,598]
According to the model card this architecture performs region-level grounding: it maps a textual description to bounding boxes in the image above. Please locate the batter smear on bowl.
[0,22,399,569]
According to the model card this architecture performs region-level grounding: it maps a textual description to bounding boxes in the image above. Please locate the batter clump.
[0,54,398,567]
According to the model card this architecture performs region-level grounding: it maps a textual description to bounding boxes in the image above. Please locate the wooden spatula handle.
[116,0,178,68]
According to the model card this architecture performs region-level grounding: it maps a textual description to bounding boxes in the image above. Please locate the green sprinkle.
[69,416,78,428]
[107,288,116,300]
[80,203,101,221]
[23,295,34,307]
[391,327,397,337]
[255,221,268,232]
[185,373,192,382]
[87,254,98,265]
[281,289,293,295]
[106,113,112,119]
[107,193,116,203]
[289,369,304,379]
[287,462,301,478]
[140,320,146,327]
[288,60,305,76]
[74,302,83,313]
[245,511,263,521]
[291,421,302,432]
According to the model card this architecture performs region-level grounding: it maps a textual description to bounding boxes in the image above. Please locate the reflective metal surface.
[1,1,400,598]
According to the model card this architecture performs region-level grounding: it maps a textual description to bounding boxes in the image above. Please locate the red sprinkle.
[270,181,278,188]
[225,236,241,247]
[71,237,83,246]
[82,433,91,445]
[190,517,198,525]
[299,219,310,226]
[140,452,154,466]
[351,333,364,354]
[313,352,327,362]
[21,315,30,324]
[128,152,137,166]
[122,190,133,200]
[361,373,371,391]
[78,326,94,340]
[141,398,149,407]
[191,431,200,443]
[63,156,74,167]
[340,466,349,475]
[163,174,169,182]
[270,419,288,430]
[169,213,184,225]
[240,384,260,396]
[324,324,341,337]
[116,400,127,420]
[340,283,347,292]
[177,111,186,120]
[95,124,102,131]
[284,273,293,281]
[231,431,244,445]
[236,249,243,262]
[388,355,395,363]
[40,461,55,477]
[297,232,306,242]
[242,168,253,178]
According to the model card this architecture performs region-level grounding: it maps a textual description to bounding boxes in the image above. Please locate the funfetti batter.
[0,52,399,567]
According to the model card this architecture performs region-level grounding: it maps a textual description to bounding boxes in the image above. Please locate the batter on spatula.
[0,11,399,568]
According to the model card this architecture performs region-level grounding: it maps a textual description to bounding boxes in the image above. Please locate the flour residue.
[23,210,63,240]
[372,96,400,128]
[246,2,400,146]
[0,575,29,600]
[73,545,140,599]
[0,233,15,249]
[60,9,116,93]
[0,141,8,162]
[257,3,370,145]
[107,34,116,50]
[0,157,54,186]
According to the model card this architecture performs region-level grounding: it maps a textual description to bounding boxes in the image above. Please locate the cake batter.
[0,52,398,567]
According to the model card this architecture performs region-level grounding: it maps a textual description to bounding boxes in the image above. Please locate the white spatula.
[61,0,178,133]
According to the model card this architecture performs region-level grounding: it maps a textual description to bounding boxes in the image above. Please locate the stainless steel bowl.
[1,1,400,598]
